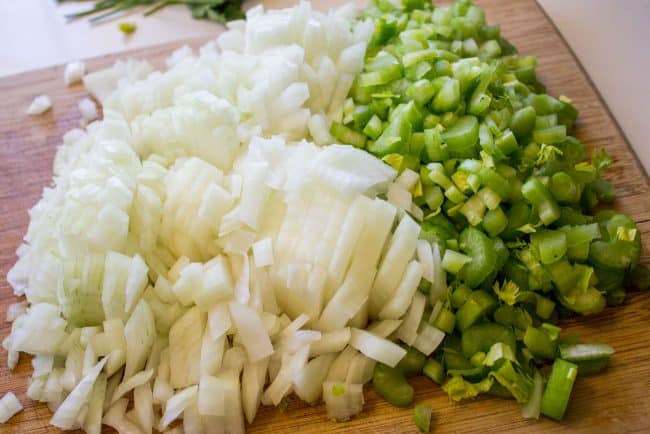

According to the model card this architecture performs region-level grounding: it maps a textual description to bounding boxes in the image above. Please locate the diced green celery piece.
[432,78,461,113]
[535,294,556,319]
[521,177,561,225]
[432,308,456,333]
[482,207,508,237]
[403,48,439,68]
[494,129,518,155]
[442,249,472,274]
[330,122,367,148]
[510,106,536,138]
[461,322,516,358]
[363,114,383,140]
[530,230,567,264]
[524,326,557,359]
[423,186,444,210]
[541,359,578,420]
[527,94,564,115]
[533,125,567,144]
[427,163,453,189]
[396,346,427,377]
[458,227,496,288]
[534,114,558,130]
[477,187,500,210]
[489,360,533,403]
[414,404,432,433]
[494,305,532,330]
[423,359,445,384]
[352,105,375,130]
[445,185,467,204]
[407,79,438,106]
[558,343,614,363]
[460,195,486,226]
[441,116,479,158]
[368,112,411,156]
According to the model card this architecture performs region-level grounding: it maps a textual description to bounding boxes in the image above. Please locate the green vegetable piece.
[521,177,561,225]
[423,185,444,210]
[432,78,461,113]
[558,343,614,362]
[550,172,581,203]
[624,264,650,291]
[494,305,532,330]
[494,129,518,156]
[458,227,496,288]
[118,22,137,34]
[330,122,367,148]
[530,230,567,264]
[510,106,536,138]
[442,249,472,275]
[461,322,516,359]
[460,195,487,226]
[477,167,511,200]
[526,94,564,115]
[533,125,566,145]
[488,360,533,403]
[482,207,508,237]
[540,358,578,420]
[372,363,414,407]
[535,294,556,319]
[432,308,456,333]
[524,326,557,359]
[441,116,479,158]
[423,359,445,384]
[368,112,411,156]
[482,342,517,367]
[363,114,383,140]
[407,79,438,107]
[450,284,472,309]
[396,347,427,377]
[413,404,432,433]
[442,376,493,401]
[424,127,449,162]
[591,178,616,203]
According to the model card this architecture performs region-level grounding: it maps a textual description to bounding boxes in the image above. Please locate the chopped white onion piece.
[78,98,98,126]
[26,95,52,115]
[309,328,351,357]
[378,260,424,320]
[322,382,364,422]
[160,385,198,430]
[241,358,268,423]
[64,60,86,86]
[396,292,426,346]
[0,392,23,424]
[366,319,403,338]
[198,375,225,417]
[5,301,27,322]
[417,240,435,283]
[349,328,406,368]
[412,324,445,356]
[50,357,107,429]
[110,368,153,404]
[252,237,274,268]
[228,302,273,362]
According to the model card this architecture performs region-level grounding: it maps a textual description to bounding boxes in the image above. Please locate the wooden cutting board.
[1,0,649,432]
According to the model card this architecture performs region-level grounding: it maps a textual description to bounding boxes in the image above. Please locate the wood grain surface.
[1,0,649,433]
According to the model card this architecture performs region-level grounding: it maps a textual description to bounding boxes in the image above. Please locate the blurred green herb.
[118,21,137,34]
[60,0,244,24]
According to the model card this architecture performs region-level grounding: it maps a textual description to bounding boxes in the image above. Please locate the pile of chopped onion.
[4,2,447,432]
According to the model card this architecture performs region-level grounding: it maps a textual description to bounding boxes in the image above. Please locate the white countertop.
[1,0,647,172]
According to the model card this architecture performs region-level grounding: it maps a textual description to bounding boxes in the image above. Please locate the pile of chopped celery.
[332,0,648,420]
